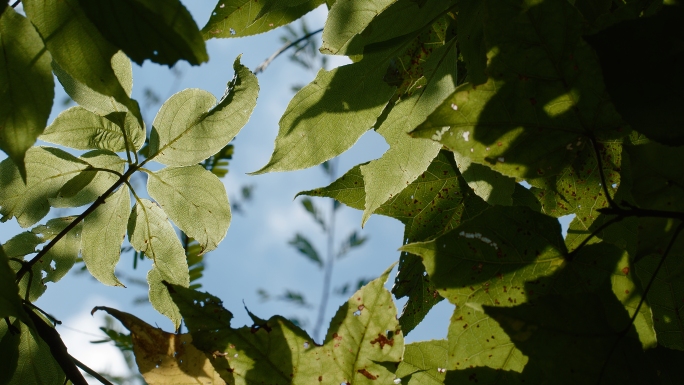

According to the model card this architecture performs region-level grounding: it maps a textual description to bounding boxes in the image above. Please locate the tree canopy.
[1,0,684,384]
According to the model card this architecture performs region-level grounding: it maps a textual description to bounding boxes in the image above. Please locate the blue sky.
[3,2,466,380]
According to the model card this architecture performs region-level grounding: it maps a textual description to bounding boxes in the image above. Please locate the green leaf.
[456,0,487,85]
[202,0,324,39]
[339,0,457,56]
[288,233,323,268]
[410,0,626,180]
[0,147,88,228]
[50,150,126,209]
[42,107,145,153]
[128,198,189,328]
[56,170,97,199]
[320,0,397,55]
[585,4,684,145]
[148,56,258,167]
[454,152,516,206]
[78,0,207,66]
[169,264,403,384]
[0,8,54,179]
[302,151,489,335]
[300,197,326,230]
[0,247,26,321]
[251,49,396,174]
[636,253,684,351]
[15,217,83,302]
[395,340,448,384]
[82,185,130,287]
[23,0,143,126]
[147,165,231,253]
[0,320,64,385]
[359,40,456,225]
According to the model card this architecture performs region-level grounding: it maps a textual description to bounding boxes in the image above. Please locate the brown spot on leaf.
[370,333,394,348]
[358,369,377,380]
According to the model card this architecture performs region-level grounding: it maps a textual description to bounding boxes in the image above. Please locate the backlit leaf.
[148,56,258,167]
[202,0,324,39]
[147,165,231,254]
[0,8,54,179]
[320,0,397,55]
[78,0,207,66]
[42,107,144,153]
[0,247,25,321]
[128,199,189,328]
[454,151,516,206]
[23,0,143,125]
[0,147,88,228]
[82,185,130,287]
[395,340,448,384]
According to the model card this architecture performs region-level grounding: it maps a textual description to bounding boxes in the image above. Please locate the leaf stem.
[72,356,115,385]
[566,216,623,261]
[589,136,619,210]
[10,0,20,8]
[15,166,137,284]
[254,28,324,75]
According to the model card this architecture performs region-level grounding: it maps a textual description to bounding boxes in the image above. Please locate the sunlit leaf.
[0,8,54,179]
[82,185,130,287]
[169,264,403,384]
[50,150,126,209]
[148,165,231,253]
[0,320,64,385]
[411,0,626,180]
[251,49,396,174]
[23,0,143,125]
[92,306,226,385]
[78,0,207,66]
[288,233,323,268]
[148,56,258,167]
[0,147,88,228]
[128,199,189,328]
[42,107,144,153]
[395,340,448,385]
[320,0,397,55]
[202,0,324,39]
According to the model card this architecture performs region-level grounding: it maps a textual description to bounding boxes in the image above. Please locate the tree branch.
[254,28,323,75]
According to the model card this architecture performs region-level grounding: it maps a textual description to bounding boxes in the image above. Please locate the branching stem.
[254,28,324,75]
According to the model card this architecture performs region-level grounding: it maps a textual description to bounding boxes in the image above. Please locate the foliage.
[1,0,684,384]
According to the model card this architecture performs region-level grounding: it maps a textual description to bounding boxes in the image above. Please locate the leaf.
[301,197,326,231]
[251,49,396,174]
[128,198,189,328]
[42,107,145,153]
[320,0,397,55]
[337,231,367,259]
[11,217,83,302]
[585,4,684,145]
[410,0,626,180]
[22,0,143,126]
[0,247,26,322]
[92,306,226,385]
[0,320,64,385]
[82,185,130,287]
[456,0,487,85]
[169,264,403,384]
[360,39,456,226]
[0,8,54,179]
[301,151,489,334]
[0,147,88,228]
[147,165,231,253]
[477,293,659,383]
[202,0,324,39]
[339,0,457,56]
[636,253,684,351]
[454,152,516,206]
[148,56,258,166]
[395,340,448,384]
[288,233,323,268]
[78,0,207,66]
[50,150,126,209]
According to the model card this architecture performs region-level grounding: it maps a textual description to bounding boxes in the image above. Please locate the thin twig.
[566,216,623,261]
[11,0,20,8]
[72,356,115,385]
[589,136,619,210]
[253,28,323,75]
[596,221,684,384]
[15,166,137,284]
